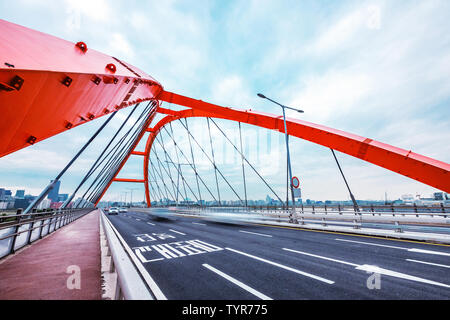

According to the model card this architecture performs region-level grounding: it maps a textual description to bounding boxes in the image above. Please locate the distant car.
[109,207,119,215]
[104,207,109,212]
[119,207,128,213]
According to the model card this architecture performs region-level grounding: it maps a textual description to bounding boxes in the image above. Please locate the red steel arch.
[0,20,448,207]
[131,91,449,206]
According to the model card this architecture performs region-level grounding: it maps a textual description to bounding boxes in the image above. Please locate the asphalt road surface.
[106,209,450,300]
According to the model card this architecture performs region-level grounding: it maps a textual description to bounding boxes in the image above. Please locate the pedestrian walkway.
[0,209,101,300]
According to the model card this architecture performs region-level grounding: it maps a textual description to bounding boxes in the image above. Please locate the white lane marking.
[203,264,272,300]
[147,222,155,226]
[192,222,206,226]
[136,218,141,221]
[282,248,359,267]
[356,264,450,289]
[406,259,450,269]
[335,238,450,256]
[225,247,334,284]
[284,246,450,289]
[239,230,272,238]
[169,229,186,236]
[407,248,450,257]
[335,238,405,250]
[103,215,167,299]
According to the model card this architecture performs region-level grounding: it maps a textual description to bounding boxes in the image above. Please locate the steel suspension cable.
[153,134,200,203]
[238,122,248,207]
[183,118,202,206]
[207,118,221,205]
[208,117,284,205]
[62,103,140,208]
[177,119,244,204]
[83,102,155,205]
[161,120,219,202]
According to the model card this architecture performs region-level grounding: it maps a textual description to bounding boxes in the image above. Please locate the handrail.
[100,210,154,300]
[0,208,92,259]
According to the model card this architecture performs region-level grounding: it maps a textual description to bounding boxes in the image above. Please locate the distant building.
[14,198,31,209]
[47,180,61,202]
[15,190,25,199]
[58,194,68,202]
[0,188,13,201]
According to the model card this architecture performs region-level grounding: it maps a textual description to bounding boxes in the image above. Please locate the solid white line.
[406,259,450,269]
[336,238,450,256]
[283,248,359,267]
[356,264,450,289]
[225,247,334,284]
[169,229,186,236]
[104,216,167,300]
[147,222,155,226]
[407,248,450,257]
[335,238,405,250]
[239,230,273,238]
[136,218,141,221]
[203,264,272,300]
[192,222,206,226]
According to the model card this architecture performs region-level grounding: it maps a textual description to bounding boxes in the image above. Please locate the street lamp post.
[126,187,139,208]
[164,160,191,206]
[257,93,304,223]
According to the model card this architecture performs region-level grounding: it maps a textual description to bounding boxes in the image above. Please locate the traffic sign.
[291,176,300,189]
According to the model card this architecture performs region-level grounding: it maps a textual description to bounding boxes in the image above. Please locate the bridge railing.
[0,208,92,259]
[100,209,154,300]
[150,203,450,214]
[175,205,450,234]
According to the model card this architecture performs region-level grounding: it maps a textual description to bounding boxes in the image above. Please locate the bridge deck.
[0,210,101,300]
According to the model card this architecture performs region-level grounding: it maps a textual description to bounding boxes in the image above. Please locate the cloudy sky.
[0,0,449,203]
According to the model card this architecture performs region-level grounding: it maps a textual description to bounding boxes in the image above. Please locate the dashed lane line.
[239,230,273,238]
[225,247,334,284]
[335,238,450,256]
[203,264,272,300]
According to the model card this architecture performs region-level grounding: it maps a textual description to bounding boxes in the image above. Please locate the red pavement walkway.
[0,209,102,300]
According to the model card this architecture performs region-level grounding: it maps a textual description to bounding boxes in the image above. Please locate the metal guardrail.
[149,203,450,214]
[0,208,92,259]
[100,210,154,300]
[177,206,450,234]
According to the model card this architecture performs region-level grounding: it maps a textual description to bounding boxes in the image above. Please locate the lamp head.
[257,93,266,99]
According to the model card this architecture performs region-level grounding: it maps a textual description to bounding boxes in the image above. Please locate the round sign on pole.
[291,176,300,189]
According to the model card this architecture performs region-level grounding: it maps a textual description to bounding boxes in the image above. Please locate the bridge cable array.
[147,116,285,207]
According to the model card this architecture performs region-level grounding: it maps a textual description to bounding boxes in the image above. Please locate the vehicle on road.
[109,207,119,215]
[119,207,128,213]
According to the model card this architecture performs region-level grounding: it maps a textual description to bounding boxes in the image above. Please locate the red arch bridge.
[2,19,450,302]
[0,19,449,213]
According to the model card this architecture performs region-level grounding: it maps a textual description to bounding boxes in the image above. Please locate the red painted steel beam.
[113,178,145,183]
[0,19,163,158]
[153,91,450,195]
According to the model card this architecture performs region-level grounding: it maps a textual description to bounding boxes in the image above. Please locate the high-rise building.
[15,190,25,199]
[47,180,61,202]
[58,194,68,202]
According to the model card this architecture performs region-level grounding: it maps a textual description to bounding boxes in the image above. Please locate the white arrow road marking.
[283,247,450,289]
[355,264,450,289]
[226,247,334,284]
[203,264,272,300]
